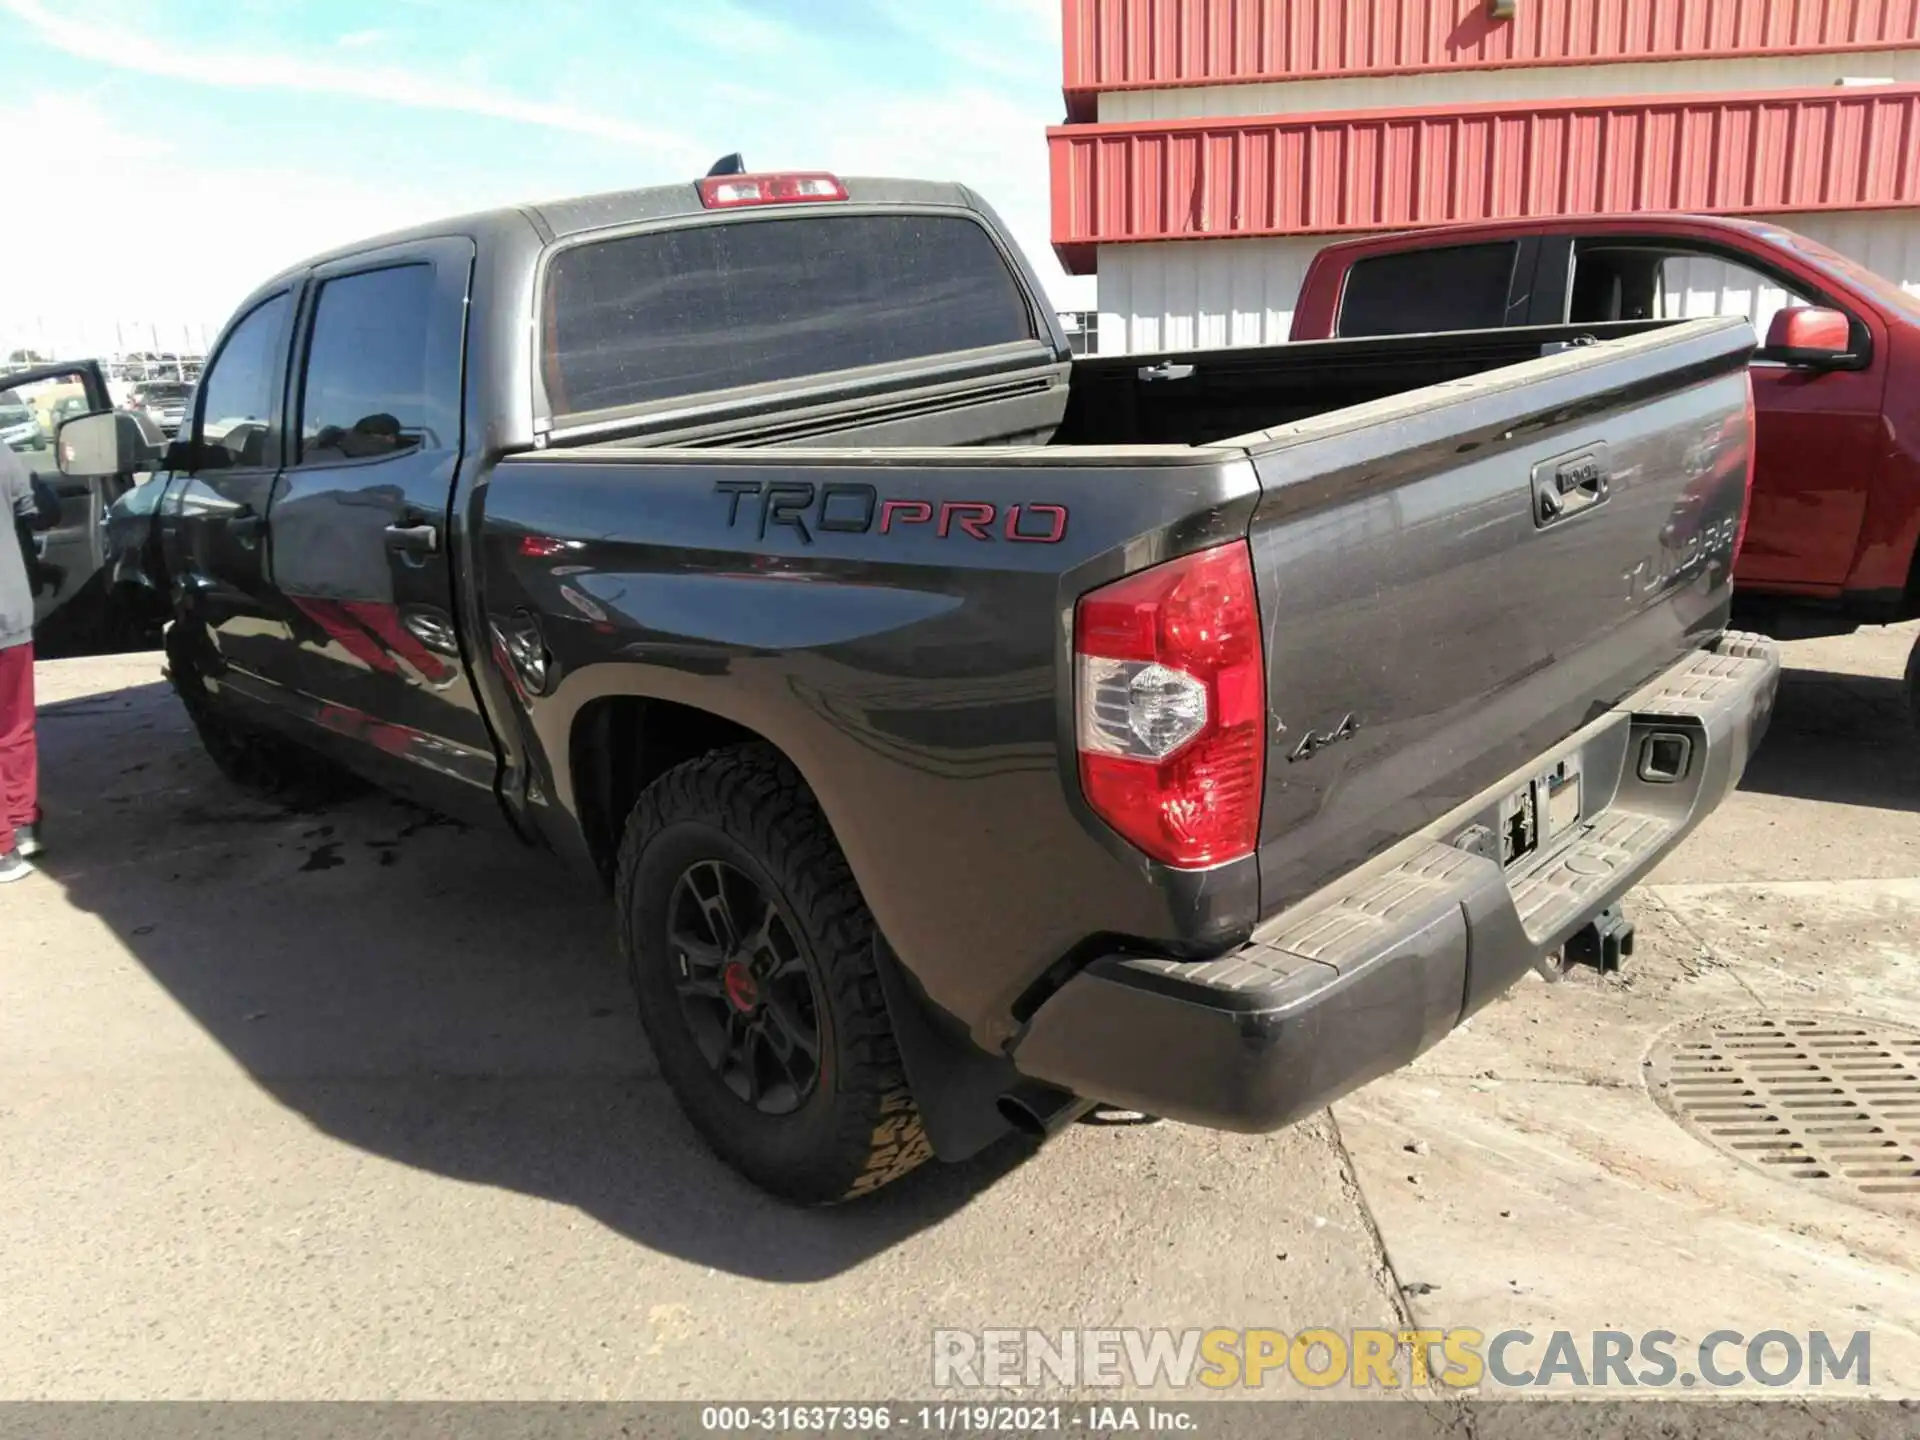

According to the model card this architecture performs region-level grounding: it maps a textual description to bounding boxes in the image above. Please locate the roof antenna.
[706,153,746,177]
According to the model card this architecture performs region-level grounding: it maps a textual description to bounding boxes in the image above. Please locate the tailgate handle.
[384,523,440,555]
[1137,362,1195,382]
[1531,445,1612,528]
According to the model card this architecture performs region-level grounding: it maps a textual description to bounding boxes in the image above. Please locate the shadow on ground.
[34,652,1898,1283]
[1737,665,1919,812]
[30,680,1036,1283]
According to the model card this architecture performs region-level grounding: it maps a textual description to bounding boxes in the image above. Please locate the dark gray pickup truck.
[59,167,1779,1202]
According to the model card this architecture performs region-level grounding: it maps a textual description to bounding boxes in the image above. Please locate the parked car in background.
[124,380,194,436]
[48,394,92,435]
[0,389,47,451]
[1288,214,1920,731]
[61,169,1777,1203]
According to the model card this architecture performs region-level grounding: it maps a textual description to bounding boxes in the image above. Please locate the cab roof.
[260,175,987,288]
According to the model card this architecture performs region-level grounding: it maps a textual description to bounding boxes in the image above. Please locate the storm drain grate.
[1646,1011,1920,1208]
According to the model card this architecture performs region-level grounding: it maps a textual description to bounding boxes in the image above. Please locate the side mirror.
[56,410,166,478]
[1764,306,1854,369]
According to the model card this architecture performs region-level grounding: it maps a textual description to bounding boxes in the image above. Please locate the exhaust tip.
[997,1084,1090,1140]
[996,1093,1050,1138]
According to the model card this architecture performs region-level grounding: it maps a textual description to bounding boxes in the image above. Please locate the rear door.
[1242,319,1756,911]
[262,237,498,815]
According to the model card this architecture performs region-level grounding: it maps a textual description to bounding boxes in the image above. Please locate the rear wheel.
[164,625,362,806]
[615,744,930,1204]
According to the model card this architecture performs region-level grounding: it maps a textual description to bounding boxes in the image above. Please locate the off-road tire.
[163,625,363,806]
[615,743,930,1204]
[1907,632,1920,740]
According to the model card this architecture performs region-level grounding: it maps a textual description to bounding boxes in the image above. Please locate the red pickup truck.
[1289,215,1920,727]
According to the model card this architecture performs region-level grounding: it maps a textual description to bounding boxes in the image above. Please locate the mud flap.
[873,936,1022,1162]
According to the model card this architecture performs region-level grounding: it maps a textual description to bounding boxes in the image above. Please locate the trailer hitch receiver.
[1566,904,1635,974]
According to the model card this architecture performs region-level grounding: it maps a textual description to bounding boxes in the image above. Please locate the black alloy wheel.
[615,743,933,1203]
[667,858,823,1116]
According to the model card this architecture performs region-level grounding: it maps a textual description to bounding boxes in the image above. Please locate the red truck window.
[1570,244,1809,336]
[541,212,1037,418]
[1339,242,1518,338]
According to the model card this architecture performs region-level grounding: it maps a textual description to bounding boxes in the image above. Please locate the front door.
[1561,236,1887,592]
[262,238,498,818]
[1743,356,1887,592]
[163,289,304,695]
[0,360,118,651]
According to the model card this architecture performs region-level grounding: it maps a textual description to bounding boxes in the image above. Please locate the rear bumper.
[1010,632,1780,1132]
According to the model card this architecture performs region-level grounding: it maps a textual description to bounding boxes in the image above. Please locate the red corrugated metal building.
[1051,0,1920,351]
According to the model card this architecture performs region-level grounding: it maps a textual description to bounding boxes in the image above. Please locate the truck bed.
[488,317,1757,1049]
[576,320,1676,454]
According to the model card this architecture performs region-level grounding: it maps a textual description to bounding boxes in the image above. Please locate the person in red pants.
[1,439,57,883]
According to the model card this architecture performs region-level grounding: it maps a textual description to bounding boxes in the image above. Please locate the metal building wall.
[1063,0,1920,117]
[1097,50,1920,121]
[1096,235,1325,351]
[1094,207,1920,353]
[1052,84,1920,271]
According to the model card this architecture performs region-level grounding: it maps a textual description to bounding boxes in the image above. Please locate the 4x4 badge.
[1287,713,1359,763]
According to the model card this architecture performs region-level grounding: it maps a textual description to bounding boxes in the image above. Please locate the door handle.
[384,523,440,555]
[230,513,264,541]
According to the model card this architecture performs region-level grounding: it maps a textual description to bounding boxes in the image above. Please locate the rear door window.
[541,212,1037,417]
[1338,243,1521,337]
[296,263,442,463]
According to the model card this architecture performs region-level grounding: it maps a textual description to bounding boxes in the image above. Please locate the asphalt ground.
[2,623,1916,1404]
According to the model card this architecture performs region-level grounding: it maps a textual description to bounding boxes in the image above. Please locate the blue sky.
[2,0,1088,355]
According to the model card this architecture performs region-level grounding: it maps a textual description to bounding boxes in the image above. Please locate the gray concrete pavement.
[3,654,1401,1399]
[2,626,1917,1400]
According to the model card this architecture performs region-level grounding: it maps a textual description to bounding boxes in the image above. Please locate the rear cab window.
[539,211,1038,422]
[1338,242,1521,337]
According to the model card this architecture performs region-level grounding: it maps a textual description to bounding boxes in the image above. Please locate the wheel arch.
[567,692,763,886]
[564,688,1024,1162]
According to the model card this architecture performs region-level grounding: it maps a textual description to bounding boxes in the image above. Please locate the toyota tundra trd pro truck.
[58,168,1779,1203]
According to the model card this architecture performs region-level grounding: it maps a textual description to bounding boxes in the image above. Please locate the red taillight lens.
[1074,541,1266,869]
[697,172,849,209]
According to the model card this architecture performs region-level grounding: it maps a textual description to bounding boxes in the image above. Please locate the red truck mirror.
[1763,306,1854,368]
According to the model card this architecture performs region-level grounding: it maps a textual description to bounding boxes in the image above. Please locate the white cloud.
[0,95,474,353]
[654,0,806,58]
[0,0,1093,356]
[3,0,702,157]
[875,0,1059,82]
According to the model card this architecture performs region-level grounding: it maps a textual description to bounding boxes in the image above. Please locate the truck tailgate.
[1240,317,1755,918]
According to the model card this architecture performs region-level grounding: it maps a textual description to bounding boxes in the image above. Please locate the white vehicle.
[0,391,47,451]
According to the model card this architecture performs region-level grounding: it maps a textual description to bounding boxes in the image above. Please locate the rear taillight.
[1074,541,1266,869]
[697,172,848,209]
